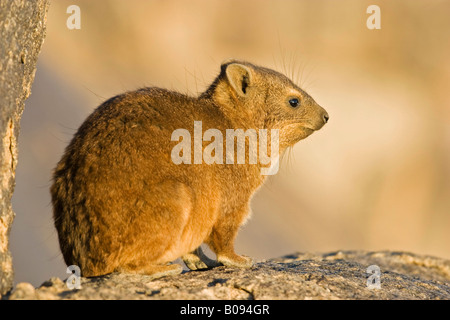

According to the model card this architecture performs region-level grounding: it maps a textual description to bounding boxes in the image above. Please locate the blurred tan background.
[10,0,450,286]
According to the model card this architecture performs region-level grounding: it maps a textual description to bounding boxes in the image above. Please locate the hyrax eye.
[288,98,300,108]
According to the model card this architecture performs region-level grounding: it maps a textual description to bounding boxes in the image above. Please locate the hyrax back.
[51,60,328,277]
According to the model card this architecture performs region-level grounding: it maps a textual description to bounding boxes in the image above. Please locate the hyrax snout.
[51,59,328,278]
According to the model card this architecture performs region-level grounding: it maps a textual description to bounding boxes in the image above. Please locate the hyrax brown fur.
[51,59,328,278]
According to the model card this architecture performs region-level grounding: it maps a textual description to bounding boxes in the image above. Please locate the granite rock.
[6,251,449,300]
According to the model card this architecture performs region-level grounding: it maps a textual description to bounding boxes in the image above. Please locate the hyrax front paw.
[182,247,221,271]
[217,253,254,269]
[182,253,212,270]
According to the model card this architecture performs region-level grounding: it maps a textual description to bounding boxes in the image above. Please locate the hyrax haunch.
[51,60,328,278]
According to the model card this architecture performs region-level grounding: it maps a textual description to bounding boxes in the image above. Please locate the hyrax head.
[207,59,329,149]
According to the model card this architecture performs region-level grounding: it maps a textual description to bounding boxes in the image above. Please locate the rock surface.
[0,0,49,296]
[5,251,450,300]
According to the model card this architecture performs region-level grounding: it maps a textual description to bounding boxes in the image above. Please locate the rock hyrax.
[51,59,328,278]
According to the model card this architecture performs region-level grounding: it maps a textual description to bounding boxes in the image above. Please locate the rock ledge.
[5,251,450,300]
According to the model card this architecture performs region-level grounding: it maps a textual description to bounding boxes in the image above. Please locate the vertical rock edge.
[0,0,49,297]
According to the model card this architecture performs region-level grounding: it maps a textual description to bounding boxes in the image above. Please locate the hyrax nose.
[323,112,329,124]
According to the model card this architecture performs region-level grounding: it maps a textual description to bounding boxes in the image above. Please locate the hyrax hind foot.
[217,252,254,269]
[117,263,183,280]
[182,246,221,271]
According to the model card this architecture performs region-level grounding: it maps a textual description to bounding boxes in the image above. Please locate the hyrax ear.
[225,63,253,97]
